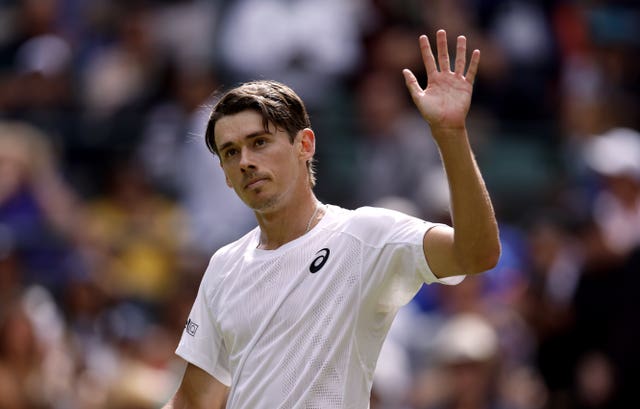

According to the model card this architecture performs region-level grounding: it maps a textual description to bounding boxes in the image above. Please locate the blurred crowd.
[0,0,639,408]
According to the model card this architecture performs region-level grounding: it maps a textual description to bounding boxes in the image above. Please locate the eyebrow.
[218,130,272,153]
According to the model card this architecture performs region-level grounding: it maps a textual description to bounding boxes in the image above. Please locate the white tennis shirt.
[176,205,463,408]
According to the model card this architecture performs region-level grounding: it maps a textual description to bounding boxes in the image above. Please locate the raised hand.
[402,29,480,131]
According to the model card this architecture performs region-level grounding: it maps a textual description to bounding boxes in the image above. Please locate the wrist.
[431,125,468,142]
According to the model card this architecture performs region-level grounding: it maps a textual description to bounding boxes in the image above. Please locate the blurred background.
[0,0,639,408]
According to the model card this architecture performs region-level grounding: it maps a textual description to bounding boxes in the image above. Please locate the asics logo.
[309,248,330,273]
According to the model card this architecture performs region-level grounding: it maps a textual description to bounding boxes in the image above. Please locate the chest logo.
[309,248,330,273]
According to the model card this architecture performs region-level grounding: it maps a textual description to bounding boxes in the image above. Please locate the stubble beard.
[244,187,282,213]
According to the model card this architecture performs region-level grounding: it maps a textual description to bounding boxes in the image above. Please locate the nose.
[238,148,255,172]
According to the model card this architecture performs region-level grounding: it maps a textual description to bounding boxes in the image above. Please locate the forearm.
[433,126,500,273]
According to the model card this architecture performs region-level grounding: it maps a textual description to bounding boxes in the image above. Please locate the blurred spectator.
[582,127,640,257]
[573,351,616,409]
[362,24,424,76]
[409,313,546,409]
[105,325,179,408]
[214,0,369,108]
[79,2,161,118]
[0,121,82,298]
[80,158,186,306]
[0,288,77,409]
[72,1,170,196]
[352,69,444,213]
[149,0,218,68]
[519,214,584,405]
[570,230,640,409]
[0,298,47,408]
[0,0,76,142]
[431,314,501,408]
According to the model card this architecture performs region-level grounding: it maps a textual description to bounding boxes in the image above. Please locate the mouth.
[244,177,268,190]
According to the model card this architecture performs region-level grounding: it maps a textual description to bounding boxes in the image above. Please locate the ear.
[298,128,316,161]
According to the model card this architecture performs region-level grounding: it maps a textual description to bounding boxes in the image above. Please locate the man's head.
[205,80,316,187]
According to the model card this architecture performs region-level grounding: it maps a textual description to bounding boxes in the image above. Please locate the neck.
[255,193,323,250]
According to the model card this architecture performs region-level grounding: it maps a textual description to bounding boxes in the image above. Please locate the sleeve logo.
[185,318,199,336]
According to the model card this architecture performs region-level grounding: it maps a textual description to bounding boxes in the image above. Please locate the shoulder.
[350,205,427,230]
[326,204,415,223]
[212,226,258,259]
[201,227,258,285]
[353,205,415,221]
[325,205,431,246]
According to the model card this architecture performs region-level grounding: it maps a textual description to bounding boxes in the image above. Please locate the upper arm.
[422,224,465,278]
[168,363,229,409]
[423,221,501,277]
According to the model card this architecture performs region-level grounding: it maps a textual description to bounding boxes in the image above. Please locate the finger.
[402,68,422,97]
[436,29,451,72]
[454,35,467,75]
[419,35,437,76]
[465,49,481,85]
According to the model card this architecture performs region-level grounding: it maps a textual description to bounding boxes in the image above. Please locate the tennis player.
[163,29,500,408]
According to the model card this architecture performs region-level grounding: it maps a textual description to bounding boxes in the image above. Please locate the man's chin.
[242,193,279,212]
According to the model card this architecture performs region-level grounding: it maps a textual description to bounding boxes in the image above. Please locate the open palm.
[403,30,480,131]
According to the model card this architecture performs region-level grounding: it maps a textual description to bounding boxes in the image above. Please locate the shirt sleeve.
[356,207,465,309]
[175,260,232,386]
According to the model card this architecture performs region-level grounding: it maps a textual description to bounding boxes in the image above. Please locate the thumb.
[402,69,423,98]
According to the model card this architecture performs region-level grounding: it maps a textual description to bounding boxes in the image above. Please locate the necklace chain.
[305,203,322,233]
[258,202,323,249]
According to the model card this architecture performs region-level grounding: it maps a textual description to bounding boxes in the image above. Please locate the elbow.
[479,242,501,272]
[461,238,501,275]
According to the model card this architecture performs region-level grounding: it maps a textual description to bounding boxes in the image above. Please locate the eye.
[255,138,267,147]
[224,148,237,158]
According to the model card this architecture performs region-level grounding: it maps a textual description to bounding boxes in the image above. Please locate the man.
[163,30,500,408]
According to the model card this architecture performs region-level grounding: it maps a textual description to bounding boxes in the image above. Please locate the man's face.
[214,110,312,212]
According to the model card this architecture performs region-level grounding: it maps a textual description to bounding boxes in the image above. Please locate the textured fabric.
[176,205,463,408]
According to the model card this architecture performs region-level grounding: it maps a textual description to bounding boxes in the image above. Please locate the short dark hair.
[205,80,316,186]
